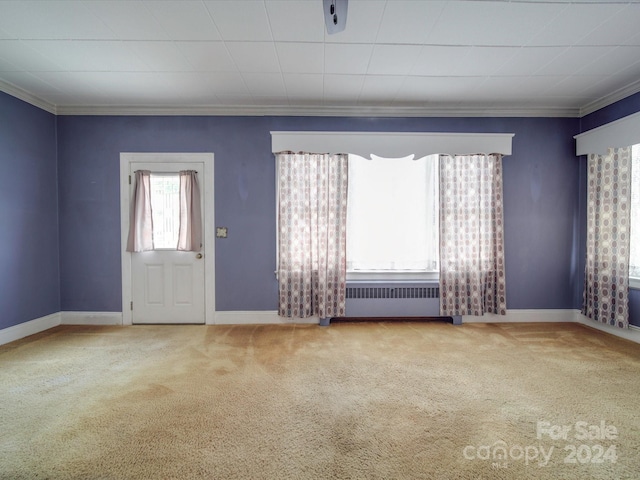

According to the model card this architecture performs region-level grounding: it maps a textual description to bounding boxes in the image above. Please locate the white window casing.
[271,131,514,157]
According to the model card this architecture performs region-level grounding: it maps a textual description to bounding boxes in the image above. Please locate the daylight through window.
[346,154,439,276]
[150,173,180,249]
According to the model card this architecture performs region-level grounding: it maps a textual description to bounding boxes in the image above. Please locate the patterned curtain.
[126,170,154,252]
[177,170,202,252]
[583,147,632,328]
[277,152,348,319]
[439,154,507,316]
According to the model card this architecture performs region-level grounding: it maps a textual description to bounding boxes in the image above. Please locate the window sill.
[630,277,640,290]
[347,271,439,283]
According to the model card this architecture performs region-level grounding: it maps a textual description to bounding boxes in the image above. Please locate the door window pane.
[150,174,180,249]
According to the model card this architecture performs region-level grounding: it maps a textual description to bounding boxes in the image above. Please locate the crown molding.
[12,77,640,119]
[579,78,640,117]
[55,103,579,118]
[0,79,56,114]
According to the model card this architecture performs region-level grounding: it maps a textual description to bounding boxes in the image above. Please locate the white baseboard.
[213,311,319,325]
[0,312,61,346]
[574,311,640,344]
[3,309,638,345]
[462,309,577,324]
[61,311,123,326]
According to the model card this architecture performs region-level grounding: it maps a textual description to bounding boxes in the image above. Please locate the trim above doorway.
[119,153,215,326]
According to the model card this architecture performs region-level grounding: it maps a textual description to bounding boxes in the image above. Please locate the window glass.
[150,174,180,249]
[347,154,439,273]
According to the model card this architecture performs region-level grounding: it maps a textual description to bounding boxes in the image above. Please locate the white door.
[130,161,205,324]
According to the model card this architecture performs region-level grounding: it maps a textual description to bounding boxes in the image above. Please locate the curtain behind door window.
[177,170,202,252]
[126,170,154,252]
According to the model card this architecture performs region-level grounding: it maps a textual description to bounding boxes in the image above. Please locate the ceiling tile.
[85,1,169,40]
[214,94,253,106]
[283,73,324,98]
[323,74,364,100]
[276,43,324,74]
[428,1,565,47]
[324,43,373,74]
[577,4,640,47]
[325,0,386,44]
[469,76,563,100]
[0,40,63,72]
[0,26,12,40]
[452,47,520,76]
[32,71,104,99]
[144,1,221,41]
[359,75,406,102]
[376,1,445,45]
[536,46,614,76]
[242,72,286,96]
[226,42,280,73]
[175,42,236,72]
[266,1,325,42]
[127,41,194,72]
[26,40,149,72]
[204,1,273,41]
[411,46,471,76]
[577,46,640,76]
[544,75,610,97]
[528,3,626,46]
[0,0,116,40]
[252,95,290,106]
[0,71,61,97]
[159,72,249,96]
[396,76,482,102]
[367,45,422,75]
[497,47,566,76]
[204,72,250,95]
[0,0,637,114]
[0,56,19,72]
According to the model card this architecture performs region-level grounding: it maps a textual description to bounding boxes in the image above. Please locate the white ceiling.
[1,0,640,116]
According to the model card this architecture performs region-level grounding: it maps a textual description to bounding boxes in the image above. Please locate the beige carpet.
[1,321,639,479]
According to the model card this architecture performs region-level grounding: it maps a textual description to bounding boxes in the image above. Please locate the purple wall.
[581,93,640,327]
[56,115,581,313]
[0,92,59,329]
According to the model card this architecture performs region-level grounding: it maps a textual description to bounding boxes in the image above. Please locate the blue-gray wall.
[581,94,640,327]
[0,92,59,329]
[4,87,640,329]
[56,115,581,313]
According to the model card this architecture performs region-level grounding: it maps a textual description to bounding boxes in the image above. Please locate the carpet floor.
[0,321,639,479]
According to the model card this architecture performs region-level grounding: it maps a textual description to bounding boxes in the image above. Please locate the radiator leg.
[319,317,331,327]
[452,315,462,325]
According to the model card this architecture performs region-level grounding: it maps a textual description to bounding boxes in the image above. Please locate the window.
[630,145,640,280]
[346,154,439,279]
[149,173,180,249]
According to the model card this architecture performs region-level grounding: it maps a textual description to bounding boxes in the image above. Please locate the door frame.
[119,152,215,326]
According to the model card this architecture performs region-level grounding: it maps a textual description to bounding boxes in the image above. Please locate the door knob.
[196,253,203,259]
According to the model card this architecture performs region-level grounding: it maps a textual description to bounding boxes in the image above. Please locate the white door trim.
[120,153,215,326]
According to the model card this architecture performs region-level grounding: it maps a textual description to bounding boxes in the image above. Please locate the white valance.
[270,131,514,158]
[575,111,640,156]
